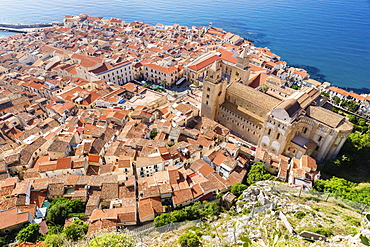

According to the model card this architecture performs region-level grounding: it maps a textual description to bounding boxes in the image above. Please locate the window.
[276,133,280,140]
[315,146,320,151]
[206,101,208,105]
[318,136,322,142]
[303,127,307,134]
[206,94,210,98]
[207,87,210,91]
[267,129,271,135]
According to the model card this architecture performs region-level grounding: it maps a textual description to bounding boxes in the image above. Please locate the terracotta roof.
[56,157,72,170]
[145,63,177,74]
[172,188,194,205]
[0,208,30,230]
[187,54,220,71]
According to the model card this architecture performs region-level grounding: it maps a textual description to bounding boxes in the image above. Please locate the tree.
[332,96,341,105]
[246,162,273,185]
[0,237,6,247]
[150,130,158,139]
[347,114,357,124]
[178,232,200,247]
[46,202,70,225]
[358,118,367,126]
[89,233,133,247]
[321,91,330,97]
[46,199,86,225]
[16,223,40,243]
[261,84,269,93]
[44,234,66,247]
[201,202,222,217]
[230,183,248,197]
[63,220,88,241]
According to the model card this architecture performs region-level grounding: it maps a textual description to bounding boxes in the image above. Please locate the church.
[201,49,352,162]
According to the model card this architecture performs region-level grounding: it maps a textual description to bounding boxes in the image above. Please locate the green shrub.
[63,220,88,241]
[216,193,224,199]
[0,237,6,247]
[178,232,200,247]
[89,233,133,247]
[16,223,40,243]
[246,162,273,185]
[294,211,306,220]
[230,183,248,197]
[301,227,333,237]
[44,234,66,247]
[305,196,321,202]
[242,208,251,215]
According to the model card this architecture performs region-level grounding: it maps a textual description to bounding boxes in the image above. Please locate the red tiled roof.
[187,55,220,71]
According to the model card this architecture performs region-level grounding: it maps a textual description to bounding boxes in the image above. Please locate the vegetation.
[89,232,134,247]
[291,85,300,90]
[216,192,224,199]
[150,130,158,139]
[314,177,370,205]
[246,162,274,185]
[16,223,40,243]
[342,100,360,112]
[320,116,370,182]
[294,211,306,220]
[321,91,330,97]
[154,201,221,227]
[299,226,334,237]
[63,220,88,241]
[0,237,6,247]
[44,234,66,247]
[230,183,248,197]
[261,84,269,92]
[332,96,341,105]
[46,198,86,225]
[178,232,200,247]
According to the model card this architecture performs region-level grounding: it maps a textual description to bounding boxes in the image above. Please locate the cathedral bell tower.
[233,48,251,85]
[201,61,226,119]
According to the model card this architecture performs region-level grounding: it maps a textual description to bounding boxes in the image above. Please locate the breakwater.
[0,22,63,33]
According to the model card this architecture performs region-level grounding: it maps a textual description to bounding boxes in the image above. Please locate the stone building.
[201,50,352,161]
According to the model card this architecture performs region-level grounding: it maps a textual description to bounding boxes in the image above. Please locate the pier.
[0,22,63,33]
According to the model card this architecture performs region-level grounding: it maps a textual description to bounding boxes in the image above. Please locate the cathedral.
[201,50,352,161]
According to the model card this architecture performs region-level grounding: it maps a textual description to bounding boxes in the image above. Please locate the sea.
[0,0,369,92]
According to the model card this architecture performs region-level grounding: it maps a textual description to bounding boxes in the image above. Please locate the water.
[1,0,369,92]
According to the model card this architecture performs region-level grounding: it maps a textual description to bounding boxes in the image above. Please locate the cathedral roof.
[306,106,344,128]
[275,98,301,117]
[227,82,281,110]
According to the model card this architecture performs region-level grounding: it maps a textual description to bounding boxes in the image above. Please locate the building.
[201,50,352,161]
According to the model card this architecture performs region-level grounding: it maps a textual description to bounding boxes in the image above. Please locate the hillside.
[129,181,369,247]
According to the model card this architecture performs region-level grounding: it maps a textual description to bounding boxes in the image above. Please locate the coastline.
[0,19,369,95]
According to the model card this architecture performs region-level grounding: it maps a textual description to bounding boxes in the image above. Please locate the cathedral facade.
[201,50,352,161]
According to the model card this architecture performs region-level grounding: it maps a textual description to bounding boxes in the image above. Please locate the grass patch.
[304,196,322,202]
[342,215,361,227]
[294,211,306,220]
[300,227,334,237]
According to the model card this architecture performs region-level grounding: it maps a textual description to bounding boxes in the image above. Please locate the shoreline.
[0,20,369,95]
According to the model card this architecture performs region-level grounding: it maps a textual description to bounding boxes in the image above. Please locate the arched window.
[276,133,280,140]
[267,129,271,135]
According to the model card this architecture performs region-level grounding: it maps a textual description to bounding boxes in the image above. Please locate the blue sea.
[0,0,369,92]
